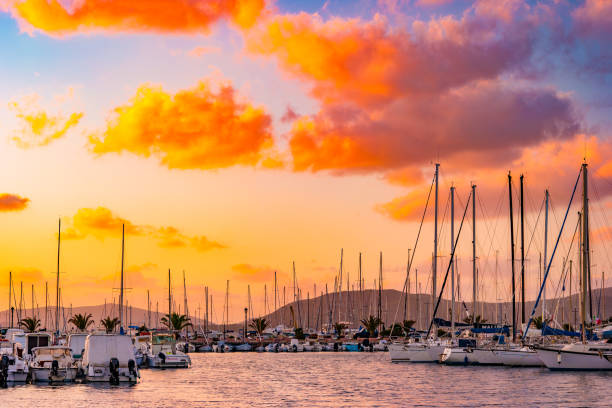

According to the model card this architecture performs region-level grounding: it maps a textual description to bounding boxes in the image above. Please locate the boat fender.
[109,358,120,385]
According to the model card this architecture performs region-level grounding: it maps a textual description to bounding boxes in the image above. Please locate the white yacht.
[440,339,478,365]
[389,339,449,363]
[29,346,78,383]
[493,346,544,367]
[81,334,139,383]
[535,342,612,370]
[0,343,29,383]
[147,332,191,368]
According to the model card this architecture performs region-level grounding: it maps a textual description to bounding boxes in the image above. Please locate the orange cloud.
[378,134,612,221]
[89,79,281,170]
[248,7,538,107]
[0,193,30,212]
[231,263,284,282]
[9,94,83,148]
[62,206,225,252]
[289,81,579,173]
[3,0,266,35]
[573,0,612,37]
[0,267,45,287]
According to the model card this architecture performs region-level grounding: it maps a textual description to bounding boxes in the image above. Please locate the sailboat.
[535,163,612,370]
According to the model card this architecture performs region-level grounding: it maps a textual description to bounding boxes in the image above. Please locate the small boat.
[254,345,265,352]
[373,340,389,351]
[535,342,612,370]
[147,333,191,368]
[81,334,139,383]
[389,339,448,363]
[234,343,252,352]
[28,346,78,383]
[0,343,29,383]
[264,343,278,352]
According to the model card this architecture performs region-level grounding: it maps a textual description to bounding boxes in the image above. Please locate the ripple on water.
[2,353,611,407]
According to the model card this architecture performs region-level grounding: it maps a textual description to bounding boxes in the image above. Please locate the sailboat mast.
[451,186,455,338]
[404,249,411,322]
[520,175,526,324]
[168,269,172,321]
[55,218,61,335]
[119,223,125,332]
[543,190,549,323]
[45,282,48,330]
[147,289,151,328]
[472,184,477,323]
[8,271,12,328]
[581,163,589,342]
[433,163,439,322]
[378,252,383,331]
[508,172,517,341]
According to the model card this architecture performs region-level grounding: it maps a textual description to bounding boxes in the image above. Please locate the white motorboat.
[494,346,544,367]
[389,339,448,363]
[147,333,191,368]
[535,342,612,370]
[28,346,78,383]
[81,334,139,383]
[1,343,29,383]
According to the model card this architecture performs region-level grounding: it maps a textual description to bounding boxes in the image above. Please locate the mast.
[404,249,411,322]
[451,186,455,339]
[569,260,573,328]
[378,251,383,332]
[55,218,61,336]
[543,190,549,324]
[147,289,151,328]
[581,162,590,342]
[274,271,277,324]
[472,183,477,324]
[45,282,48,330]
[119,223,125,332]
[520,175,526,324]
[338,249,343,323]
[433,163,439,322]
[8,271,12,328]
[168,269,172,321]
[508,172,517,341]
[183,270,189,337]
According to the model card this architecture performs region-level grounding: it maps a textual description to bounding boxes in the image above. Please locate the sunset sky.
[1,0,611,323]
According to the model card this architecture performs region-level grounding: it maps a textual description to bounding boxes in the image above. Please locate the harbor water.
[2,353,610,407]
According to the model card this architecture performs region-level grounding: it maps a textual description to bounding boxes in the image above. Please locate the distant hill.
[2,287,610,332]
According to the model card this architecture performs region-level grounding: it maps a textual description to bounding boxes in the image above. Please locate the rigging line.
[590,180,612,273]
[523,167,582,341]
[426,190,472,339]
[389,171,436,330]
[525,196,545,259]
[549,216,580,325]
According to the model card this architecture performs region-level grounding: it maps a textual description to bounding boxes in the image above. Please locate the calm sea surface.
[2,353,610,407]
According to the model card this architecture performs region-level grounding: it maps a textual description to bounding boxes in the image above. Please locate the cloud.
[289,81,579,173]
[2,0,267,35]
[377,134,612,221]
[8,93,83,148]
[89,78,282,170]
[187,45,221,57]
[247,5,538,107]
[231,263,284,282]
[62,206,225,252]
[0,267,45,287]
[0,193,30,212]
[572,0,612,38]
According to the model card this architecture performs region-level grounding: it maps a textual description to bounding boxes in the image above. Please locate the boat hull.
[30,367,77,383]
[494,349,543,367]
[536,347,612,370]
[441,347,477,365]
[472,349,503,365]
[389,344,445,363]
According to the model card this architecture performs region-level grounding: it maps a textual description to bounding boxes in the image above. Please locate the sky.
[0,0,611,323]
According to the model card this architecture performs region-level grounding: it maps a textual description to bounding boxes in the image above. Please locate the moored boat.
[535,342,612,370]
[82,334,139,383]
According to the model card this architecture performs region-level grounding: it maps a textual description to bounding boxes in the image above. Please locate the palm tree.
[160,313,192,331]
[19,316,40,332]
[68,313,94,332]
[533,316,550,330]
[360,315,382,337]
[333,322,346,337]
[249,317,269,339]
[402,320,416,333]
[101,317,120,333]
